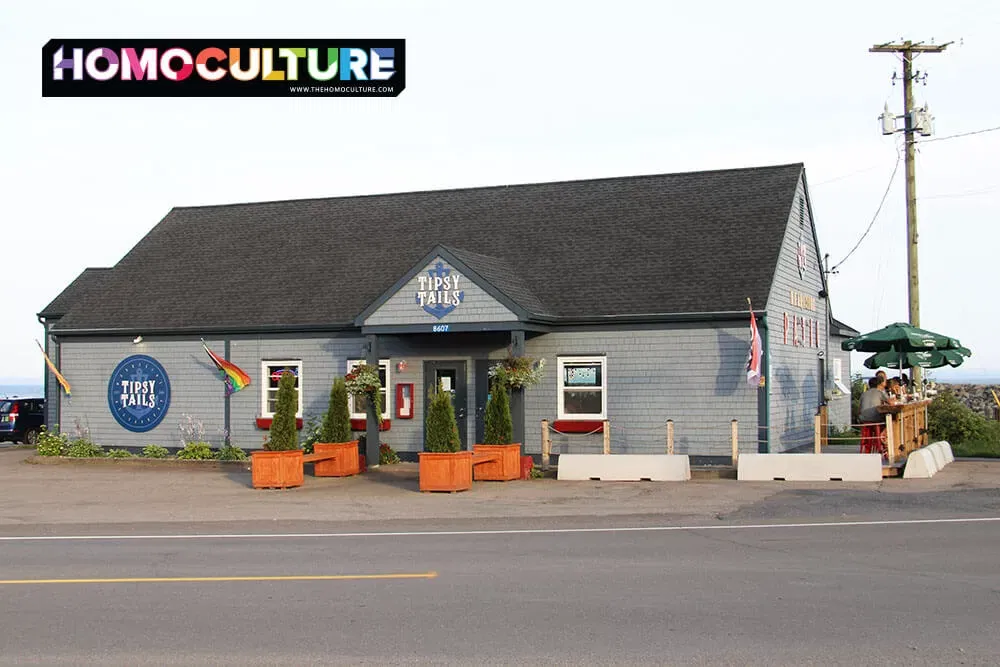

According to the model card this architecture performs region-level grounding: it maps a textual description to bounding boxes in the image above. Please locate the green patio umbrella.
[863,347,971,370]
[841,322,965,353]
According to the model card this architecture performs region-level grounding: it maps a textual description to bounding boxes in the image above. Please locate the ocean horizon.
[0,384,44,399]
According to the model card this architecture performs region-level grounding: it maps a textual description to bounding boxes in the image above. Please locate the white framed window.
[833,358,843,383]
[557,356,607,420]
[261,360,303,419]
[347,359,391,420]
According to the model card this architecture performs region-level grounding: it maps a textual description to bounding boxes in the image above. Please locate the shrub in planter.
[321,377,352,444]
[426,381,461,453]
[253,369,304,488]
[35,425,69,457]
[177,441,214,460]
[483,383,513,445]
[265,370,301,452]
[419,381,471,492]
[141,444,170,459]
[107,448,134,459]
[312,376,360,477]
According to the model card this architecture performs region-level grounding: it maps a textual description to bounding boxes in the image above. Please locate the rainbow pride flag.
[35,339,71,396]
[202,340,251,396]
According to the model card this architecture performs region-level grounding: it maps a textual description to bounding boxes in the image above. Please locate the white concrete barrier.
[927,444,947,470]
[556,454,691,481]
[903,448,939,479]
[737,453,882,482]
[932,441,954,464]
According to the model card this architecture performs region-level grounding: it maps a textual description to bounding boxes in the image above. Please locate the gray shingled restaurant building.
[38,163,855,465]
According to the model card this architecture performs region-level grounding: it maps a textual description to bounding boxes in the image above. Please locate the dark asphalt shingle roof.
[39,268,111,319]
[830,316,860,338]
[441,245,554,317]
[48,163,804,332]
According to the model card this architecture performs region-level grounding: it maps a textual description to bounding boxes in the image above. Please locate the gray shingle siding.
[365,257,518,326]
[523,328,759,457]
[829,340,853,430]
[765,175,828,452]
[53,339,226,448]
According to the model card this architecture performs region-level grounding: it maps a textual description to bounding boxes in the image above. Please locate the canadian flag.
[746,310,763,388]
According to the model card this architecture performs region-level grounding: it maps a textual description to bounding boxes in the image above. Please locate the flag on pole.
[202,340,251,396]
[746,310,763,388]
[35,339,71,396]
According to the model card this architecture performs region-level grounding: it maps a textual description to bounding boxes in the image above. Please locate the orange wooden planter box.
[472,443,522,481]
[312,441,360,477]
[419,451,472,493]
[251,450,304,489]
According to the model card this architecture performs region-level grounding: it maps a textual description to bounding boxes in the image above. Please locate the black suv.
[0,398,45,445]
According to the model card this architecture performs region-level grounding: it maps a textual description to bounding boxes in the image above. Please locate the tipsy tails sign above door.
[415,261,465,319]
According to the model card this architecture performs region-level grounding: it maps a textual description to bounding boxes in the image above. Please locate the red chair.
[860,423,886,455]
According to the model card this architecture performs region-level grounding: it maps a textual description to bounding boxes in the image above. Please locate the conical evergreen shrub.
[320,377,352,443]
[266,370,300,451]
[483,382,513,445]
[425,381,461,453]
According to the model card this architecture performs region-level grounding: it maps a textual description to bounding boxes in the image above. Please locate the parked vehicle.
[0,398,45,445]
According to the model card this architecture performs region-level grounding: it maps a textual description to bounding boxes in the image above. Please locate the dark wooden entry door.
[423,360,468,450]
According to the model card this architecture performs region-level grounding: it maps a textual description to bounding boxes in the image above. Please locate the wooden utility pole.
[869,40,951,390]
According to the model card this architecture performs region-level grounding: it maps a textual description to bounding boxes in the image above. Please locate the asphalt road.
[1,515,999,666]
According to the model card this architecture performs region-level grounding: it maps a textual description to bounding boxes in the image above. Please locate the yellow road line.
[0,572,438,585]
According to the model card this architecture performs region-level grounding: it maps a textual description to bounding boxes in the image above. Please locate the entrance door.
[423,361,468,450]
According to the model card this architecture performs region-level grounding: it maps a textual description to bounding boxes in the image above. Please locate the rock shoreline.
[937,383,1000,419]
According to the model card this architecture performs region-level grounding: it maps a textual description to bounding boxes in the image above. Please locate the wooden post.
[731,419,739,467]
[602,420,610,455]
[541,419,550,468]
[814,414,822,454]
[666,420,674,456]
[884,416,895,465]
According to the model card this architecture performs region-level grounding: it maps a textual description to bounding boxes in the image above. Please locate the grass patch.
[951,440,1000,458]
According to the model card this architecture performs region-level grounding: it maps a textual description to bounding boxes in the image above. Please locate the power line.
[919,186,1000,200]
[829,147,903,273]
[920,125,1000,143]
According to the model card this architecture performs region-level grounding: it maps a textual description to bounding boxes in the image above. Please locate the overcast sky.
[2,0,998,385]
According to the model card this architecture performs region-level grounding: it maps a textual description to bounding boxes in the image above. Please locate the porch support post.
[365,334,380,467]
[510,330,526,446]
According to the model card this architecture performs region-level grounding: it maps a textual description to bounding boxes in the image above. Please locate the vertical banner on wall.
[746,300,763,389]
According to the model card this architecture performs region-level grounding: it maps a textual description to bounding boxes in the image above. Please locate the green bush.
[107,448,134,459]
[216,442,248,461]
[266,370,300,451]
[828,426,860,447]
[425,381,461,453]
[300,414,323,454]
[483,383,513,445]
[379,442,401,465]
[65,439,105,458]
[176,441,214,460]
[321,377,352,444]
[35,425,69,456]
[928,390,990,445]
[141,444,170,459]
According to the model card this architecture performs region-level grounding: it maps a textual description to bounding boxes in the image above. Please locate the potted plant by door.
[419,380,471,492]
[312,376,360,477]
[252,370,304,489]
[472,356,545,481]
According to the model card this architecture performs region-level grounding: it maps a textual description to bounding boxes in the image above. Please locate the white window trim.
[833,358,843,383]
[557,356,607,420]
[347,359,392,420]
[260,360,304,419]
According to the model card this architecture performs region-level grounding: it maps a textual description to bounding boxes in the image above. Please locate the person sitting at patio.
[886,378,903,401]
[859,376,889,455]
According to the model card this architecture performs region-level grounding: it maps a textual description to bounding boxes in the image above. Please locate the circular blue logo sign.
[107,355,171,433]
